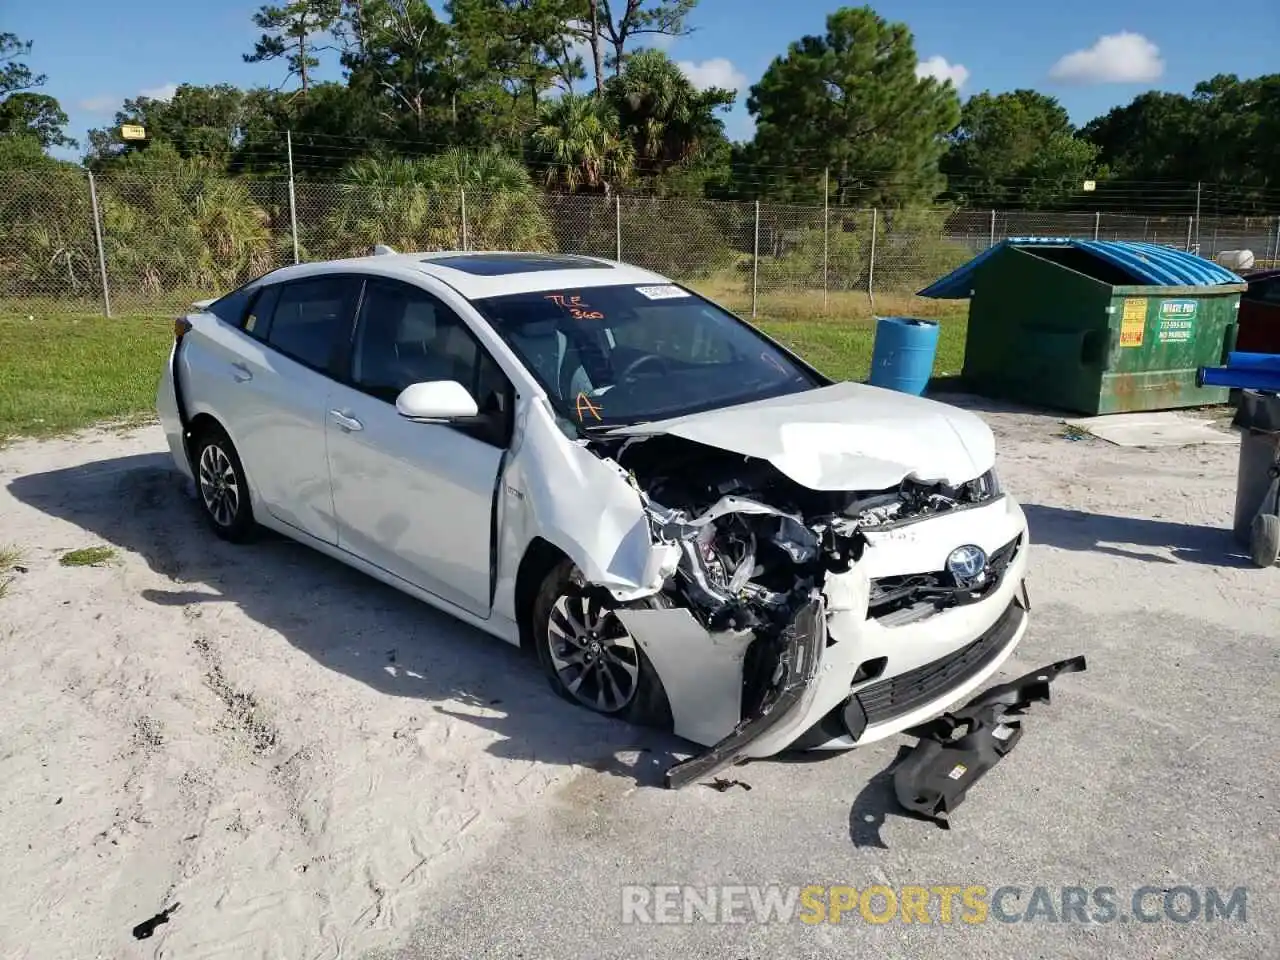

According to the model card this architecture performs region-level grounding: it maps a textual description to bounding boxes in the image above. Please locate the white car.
[156,251,1030,786]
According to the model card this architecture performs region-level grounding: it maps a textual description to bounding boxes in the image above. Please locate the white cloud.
[78,95,118,113]
[1049,32,1163,84]
[677,57,747,92]
[139,82,178,102]
[915,56,969,90]
[639,32,676,52]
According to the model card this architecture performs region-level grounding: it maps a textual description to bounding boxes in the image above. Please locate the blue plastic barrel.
[868,317,940,395]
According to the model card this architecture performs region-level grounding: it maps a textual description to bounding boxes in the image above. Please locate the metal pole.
[1194,181,1202,254]
[1186,215,1193,251]
[460,188,469,251]
[87,171,111,318]
[1143,217,1149,242]
[1271,215,1280,268]
[751,200,760,318]
[989,209,996,248]
[286,131,300,264]
[823,172,831,309]
[867,208,878,313]
[1093,211,1100,241]
[615,195,622,262]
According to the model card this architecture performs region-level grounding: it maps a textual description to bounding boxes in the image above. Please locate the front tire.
[192,425,255,543]
[532,561,672,728]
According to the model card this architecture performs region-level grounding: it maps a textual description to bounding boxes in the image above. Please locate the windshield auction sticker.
[635,285,690,300]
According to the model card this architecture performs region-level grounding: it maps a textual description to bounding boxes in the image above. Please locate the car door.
[223,274,362,544]
[325,277,511,616]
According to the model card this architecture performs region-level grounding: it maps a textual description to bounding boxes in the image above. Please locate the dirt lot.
[1,399,1277,959]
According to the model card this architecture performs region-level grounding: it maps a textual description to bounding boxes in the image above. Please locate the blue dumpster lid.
[918,238,1245,299]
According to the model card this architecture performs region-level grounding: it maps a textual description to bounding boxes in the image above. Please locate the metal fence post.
[615,195,622,262]
[1186,216,1193,251]
[751,200,760,319]
[823,168,829,310]
[286,130,300,264]
[1271,215,1280,267]
[87,171,111,318]
[1093,211,1100,241]
[460,188,469,251]
[989,209,996,248]
[867,208,878,313]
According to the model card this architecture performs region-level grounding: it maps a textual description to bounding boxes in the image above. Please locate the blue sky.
[12,0,1279,160]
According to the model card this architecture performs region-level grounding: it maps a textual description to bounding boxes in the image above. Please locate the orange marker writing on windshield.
[575,392,603,422]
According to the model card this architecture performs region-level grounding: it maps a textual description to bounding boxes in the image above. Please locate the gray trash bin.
[1231,391,1280,567]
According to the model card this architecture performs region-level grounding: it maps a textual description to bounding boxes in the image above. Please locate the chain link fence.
[2,166,1278,316]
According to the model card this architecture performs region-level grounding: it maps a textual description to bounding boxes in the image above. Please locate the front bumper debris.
[664,596,826,789]
[891,655,1087,827]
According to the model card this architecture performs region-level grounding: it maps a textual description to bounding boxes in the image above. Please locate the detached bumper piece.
[892,654,1087,827]
[664,596,826,789]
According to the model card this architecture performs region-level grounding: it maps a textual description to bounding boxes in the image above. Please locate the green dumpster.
[919,239,1247,414]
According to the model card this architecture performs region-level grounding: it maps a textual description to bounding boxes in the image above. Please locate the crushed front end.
[593,433,1031,787]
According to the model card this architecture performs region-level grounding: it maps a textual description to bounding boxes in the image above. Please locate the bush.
[751,206,973,296]
[617,197,737,279]
[0,149,98,300]
[319,150,554,258]
[99,145,274,296]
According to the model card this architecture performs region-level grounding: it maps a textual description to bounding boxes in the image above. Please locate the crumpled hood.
[609,382,995,491]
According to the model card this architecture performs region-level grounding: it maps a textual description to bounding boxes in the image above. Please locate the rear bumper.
[155,342,193,483]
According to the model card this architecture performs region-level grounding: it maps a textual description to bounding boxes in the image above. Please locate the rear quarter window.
[207,285,255,327]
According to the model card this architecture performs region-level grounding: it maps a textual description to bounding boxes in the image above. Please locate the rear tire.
[192,425,255,543]
[532,561,672,729]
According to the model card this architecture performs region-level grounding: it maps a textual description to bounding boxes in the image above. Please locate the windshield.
[470,283,822,428]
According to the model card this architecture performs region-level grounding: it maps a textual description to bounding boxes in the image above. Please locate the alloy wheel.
[198,443,240,529]
[546,593,640,712]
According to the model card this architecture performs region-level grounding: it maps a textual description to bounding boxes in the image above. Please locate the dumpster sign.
[1157,299,1197,343]
[1120,298,1147,347]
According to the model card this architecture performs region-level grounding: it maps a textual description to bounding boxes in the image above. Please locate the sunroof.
[425,253,611,276]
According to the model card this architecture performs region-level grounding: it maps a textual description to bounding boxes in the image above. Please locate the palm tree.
[606,49,734,178]
[530,94,634,194]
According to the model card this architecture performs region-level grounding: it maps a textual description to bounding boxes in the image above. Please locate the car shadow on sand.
[1021,503,1251,568]
[6,452,684,788]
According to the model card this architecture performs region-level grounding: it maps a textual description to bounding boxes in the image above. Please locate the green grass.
[0,310,174,440]
[0,289,970,440]
[59,546,117,567]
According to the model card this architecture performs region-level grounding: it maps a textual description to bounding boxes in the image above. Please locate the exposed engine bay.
[589,433,1006,762]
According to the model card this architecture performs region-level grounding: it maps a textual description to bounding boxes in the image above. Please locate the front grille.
[853,598,1026,727]
[867,534,1022,622]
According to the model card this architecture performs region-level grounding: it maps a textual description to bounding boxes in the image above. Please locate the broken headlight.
[970,468,1001,500]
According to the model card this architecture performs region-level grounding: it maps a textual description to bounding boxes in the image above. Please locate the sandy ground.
[1,400,1277,959]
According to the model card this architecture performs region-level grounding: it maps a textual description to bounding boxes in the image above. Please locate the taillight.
[174,317,192,340]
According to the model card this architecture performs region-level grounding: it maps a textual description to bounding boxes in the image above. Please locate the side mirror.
[396,380,479,421]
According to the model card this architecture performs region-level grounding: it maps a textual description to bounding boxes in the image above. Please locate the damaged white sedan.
[156,251,1030,786]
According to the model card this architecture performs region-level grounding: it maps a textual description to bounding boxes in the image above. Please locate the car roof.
[258,251,674,300]
[1243,268,1280,285]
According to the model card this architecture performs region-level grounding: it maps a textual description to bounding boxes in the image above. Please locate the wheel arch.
[513,536,570,651]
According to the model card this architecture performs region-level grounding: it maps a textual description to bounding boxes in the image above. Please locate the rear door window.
[243,285,280,340]
[266,276,363,372]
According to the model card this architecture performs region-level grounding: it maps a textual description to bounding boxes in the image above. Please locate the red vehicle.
[1237,268,1280,354]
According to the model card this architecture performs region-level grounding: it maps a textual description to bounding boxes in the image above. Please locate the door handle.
[329,409,364,432]
[230,362,253,383]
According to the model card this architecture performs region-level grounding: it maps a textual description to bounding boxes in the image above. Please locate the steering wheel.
[618,353,669,381]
